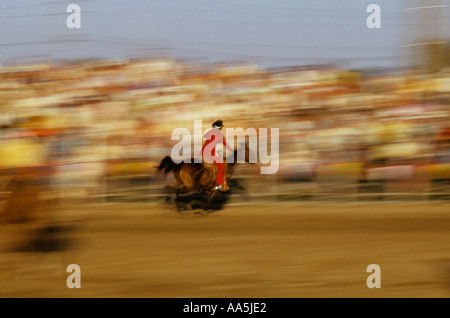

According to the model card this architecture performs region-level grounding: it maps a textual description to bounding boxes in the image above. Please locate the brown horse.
[156,143,254,196]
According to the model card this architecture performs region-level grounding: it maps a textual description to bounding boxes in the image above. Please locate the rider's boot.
[212,184,224,191]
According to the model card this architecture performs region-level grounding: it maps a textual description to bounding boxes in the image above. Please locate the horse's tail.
[156,156,184,174]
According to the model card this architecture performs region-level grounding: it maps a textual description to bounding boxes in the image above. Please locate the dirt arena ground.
[1,201,450,298]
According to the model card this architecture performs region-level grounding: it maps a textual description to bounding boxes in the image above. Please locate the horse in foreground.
[156,145,254,211]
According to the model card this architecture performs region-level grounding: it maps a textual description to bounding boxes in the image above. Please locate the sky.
[0,0,449,69]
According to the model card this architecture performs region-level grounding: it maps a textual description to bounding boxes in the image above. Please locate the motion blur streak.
[0,52,450,297]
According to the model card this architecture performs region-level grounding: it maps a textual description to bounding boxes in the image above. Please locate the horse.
[156,143,254,202]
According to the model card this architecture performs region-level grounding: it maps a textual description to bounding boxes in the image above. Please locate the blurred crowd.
[1,56,450,201]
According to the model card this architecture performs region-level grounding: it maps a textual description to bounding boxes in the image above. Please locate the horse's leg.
[172,163,205,197]
[173,171,186,198]
[205,190,221,210]
[179,165,200,193]
[176,185,187,196]
[198,167,215,194]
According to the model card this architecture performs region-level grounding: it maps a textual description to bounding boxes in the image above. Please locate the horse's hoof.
[187,200,205,210]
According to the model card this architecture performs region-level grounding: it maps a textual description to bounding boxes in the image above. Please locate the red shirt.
[202,128,228,157]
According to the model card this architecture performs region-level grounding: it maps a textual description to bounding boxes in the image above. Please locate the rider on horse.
[202,119,232,191]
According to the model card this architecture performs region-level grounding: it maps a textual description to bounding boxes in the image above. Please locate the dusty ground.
[1,201,450,298]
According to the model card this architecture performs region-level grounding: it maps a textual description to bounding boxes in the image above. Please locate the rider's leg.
[215,162,225,186]
[210,155,226,191]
